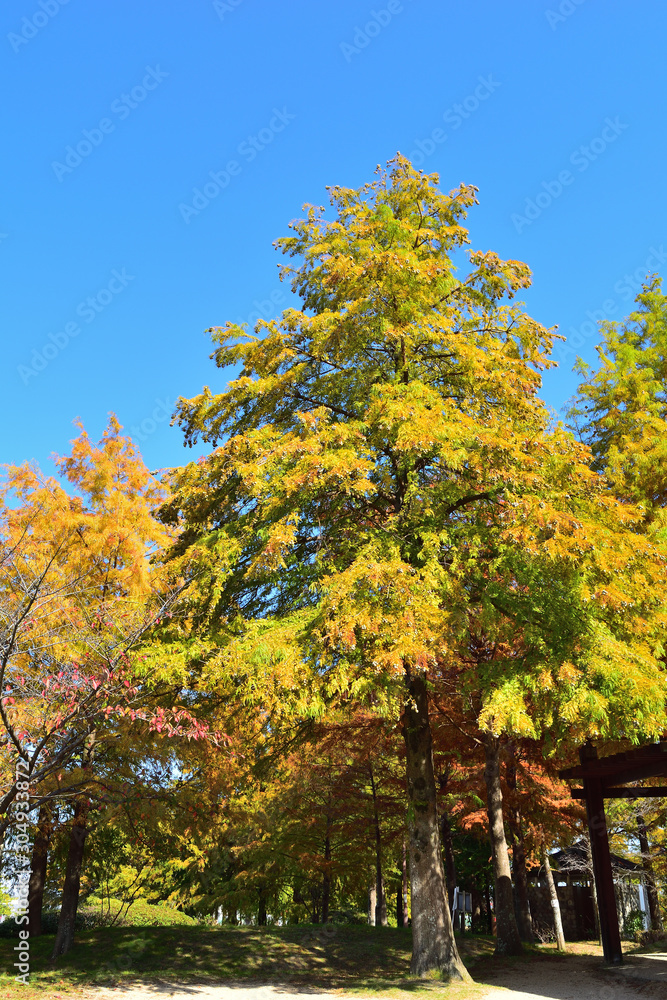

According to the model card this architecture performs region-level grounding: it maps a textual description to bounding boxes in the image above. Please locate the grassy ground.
[0,924,618,1000]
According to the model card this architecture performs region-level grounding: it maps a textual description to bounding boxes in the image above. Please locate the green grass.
[0,923,497,998]
[0,923,597,1000]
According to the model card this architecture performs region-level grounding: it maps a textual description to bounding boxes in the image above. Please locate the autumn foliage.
[2,160,666,976]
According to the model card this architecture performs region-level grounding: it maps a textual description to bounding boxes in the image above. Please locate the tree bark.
[440,812,457,911]
[28,803,52,938]
[402,834,409,926]
[369,764,387,926]
[485,883,493,935]
[51,798,90,958]
[258,884,267,926]
[583,835,601,942]
[505,747,534,942]
[636,812,662,931]
[542,846,566,951]
[483,734,522,956]
[402,670,470,980]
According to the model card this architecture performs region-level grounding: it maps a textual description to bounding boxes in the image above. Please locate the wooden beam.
[570,786,667,799]
[580,744,623,965]
[601,761,667,786]
[560,743,667,781]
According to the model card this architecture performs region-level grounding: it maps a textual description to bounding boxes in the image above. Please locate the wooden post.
[579,744,623,965]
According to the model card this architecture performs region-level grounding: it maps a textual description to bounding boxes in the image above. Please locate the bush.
[327,909,368,925]
[623,908,645,939]
[82,897,198,928]
[0,898,197,936]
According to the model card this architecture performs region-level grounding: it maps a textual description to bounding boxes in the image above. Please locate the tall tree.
[163,157,667,977]
[0,417,212,953]
[570,276,667,521]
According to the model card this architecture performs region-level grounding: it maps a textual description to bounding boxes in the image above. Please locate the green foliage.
[0,899,196,937]
[164,155,667,751]
[623,908,645,939]
[83,896,198,928]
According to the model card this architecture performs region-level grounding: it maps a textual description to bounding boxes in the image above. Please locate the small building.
[527,841,649,941]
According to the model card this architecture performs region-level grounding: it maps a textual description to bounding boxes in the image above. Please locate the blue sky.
[2,0,666,477]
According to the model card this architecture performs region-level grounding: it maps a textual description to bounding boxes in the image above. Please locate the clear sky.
[2,0,666,477]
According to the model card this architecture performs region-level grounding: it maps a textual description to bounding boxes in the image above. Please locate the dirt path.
[478,951,667,999]
[84,954,667,1000]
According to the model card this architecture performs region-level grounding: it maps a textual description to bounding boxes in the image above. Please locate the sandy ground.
[84,954,667,1000]
[480,951,667,998]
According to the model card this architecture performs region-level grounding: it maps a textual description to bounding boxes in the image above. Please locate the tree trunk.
[51,798,90,958]
[636,812,663,931]
[258,884,267,926]
[28,803,52,938]
[441,812,457,911]
[402,834,409,926]
[505,748,534,942]
[402,670,470,980]
[542,846,566,951]
[369,764,387,926]
[583,835,601,943]
[322,812,332,923]
[482,734,522,956]
[368,882,376,926]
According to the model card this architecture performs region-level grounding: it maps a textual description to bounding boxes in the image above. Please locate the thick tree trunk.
[402,671,470,981]
[505,748,534,942]
[52,798,90,958]
[483,734,522,956]
[369,765,387,926]
[542,846,566,951]
[636,813,662,931]
[28,803,52,938]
